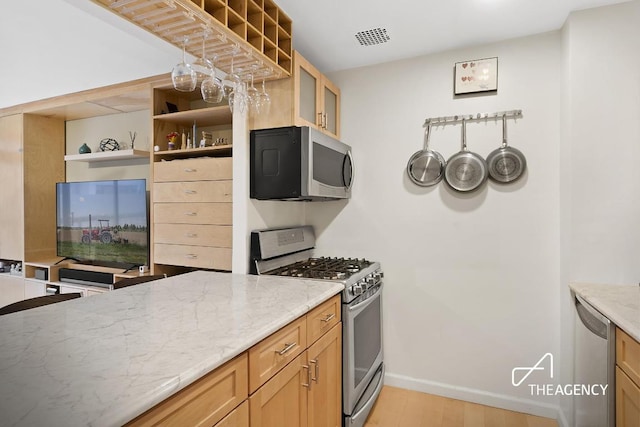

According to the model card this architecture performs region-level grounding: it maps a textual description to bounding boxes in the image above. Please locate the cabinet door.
[294,51,321,130]
[321,79,340,139]
[250,352,308,427]
[0,275,24,308]
[24,279,46,299]
[617,366,640,427]
[307,323,342,427]
[0,114,24,260]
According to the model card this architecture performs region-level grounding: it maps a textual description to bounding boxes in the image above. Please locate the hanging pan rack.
[423,109,522,127]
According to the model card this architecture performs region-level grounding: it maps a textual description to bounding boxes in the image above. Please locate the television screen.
[56,179,149,268]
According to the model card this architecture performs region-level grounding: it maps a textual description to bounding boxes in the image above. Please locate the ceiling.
[275,0,630,73]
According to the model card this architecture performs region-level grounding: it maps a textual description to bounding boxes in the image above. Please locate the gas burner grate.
[266,257,372,279]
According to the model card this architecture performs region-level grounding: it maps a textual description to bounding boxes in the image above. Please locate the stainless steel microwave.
[250,126,353,201]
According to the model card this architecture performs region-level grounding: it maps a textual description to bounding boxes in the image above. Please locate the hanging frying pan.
[406,123,446,187]
[486,115,527,183]
[444,119,488,192]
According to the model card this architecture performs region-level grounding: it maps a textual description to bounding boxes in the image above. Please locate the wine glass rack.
[91,0,292,81]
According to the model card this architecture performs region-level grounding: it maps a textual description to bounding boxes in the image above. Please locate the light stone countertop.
[569,282,640,342]
[0,271,343,427]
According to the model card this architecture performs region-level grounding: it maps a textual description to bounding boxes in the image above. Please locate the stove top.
[265,257,373,280]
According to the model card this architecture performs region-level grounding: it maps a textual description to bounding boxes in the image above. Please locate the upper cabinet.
[293,51,341,139]
[250,51,341,139]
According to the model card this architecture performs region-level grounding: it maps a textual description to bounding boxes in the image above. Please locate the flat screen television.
[56,179,149,269]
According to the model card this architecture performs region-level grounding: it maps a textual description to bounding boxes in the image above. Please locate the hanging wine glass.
[201,54,224,104]
[191,32,214,87]
[258,77,271,115]
[172,36,197,92]
[222,46,241,99]
[246,67,261,113]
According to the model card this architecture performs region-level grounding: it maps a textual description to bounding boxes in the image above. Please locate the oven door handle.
[348,284,382,313]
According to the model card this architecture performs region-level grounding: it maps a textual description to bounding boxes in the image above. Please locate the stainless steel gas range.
[250,226,384,427]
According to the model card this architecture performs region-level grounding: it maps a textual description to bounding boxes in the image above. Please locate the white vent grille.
[355,28,390,46]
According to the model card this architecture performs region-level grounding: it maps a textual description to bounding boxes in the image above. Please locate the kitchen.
[1,0,640,426]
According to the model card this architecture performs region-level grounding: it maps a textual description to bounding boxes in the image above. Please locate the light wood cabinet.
[126,353,248,426]
[307,324,342,427]
[0,114,64,262]
[250,295,342,427]
[293,51,341,139]
[151,87,234,274]
[617,327,640,426]
[249,51,341,139]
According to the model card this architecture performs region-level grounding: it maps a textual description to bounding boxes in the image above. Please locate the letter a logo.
[512,353,554,387]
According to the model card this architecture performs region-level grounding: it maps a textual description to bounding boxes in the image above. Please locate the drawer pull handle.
[184,190,197,194]
[276,342,296,356]
[185,254,198,259]
[302,364,312,389]
[184,168,197,172]
[310,359,319,383]
[184,212,197,216]
[321,313,335,323]
[185,233,197,238]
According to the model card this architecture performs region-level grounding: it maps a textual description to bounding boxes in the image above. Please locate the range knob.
[366,276,375,286]
[374,272,383,281]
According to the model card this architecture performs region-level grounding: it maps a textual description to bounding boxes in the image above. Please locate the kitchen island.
[0,271,343,426]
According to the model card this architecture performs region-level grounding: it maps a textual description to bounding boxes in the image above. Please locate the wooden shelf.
[64,149,150,163]
[154,145,232,160]
[153,106,232,127]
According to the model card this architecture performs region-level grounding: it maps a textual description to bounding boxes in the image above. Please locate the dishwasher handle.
[575,294,609,340]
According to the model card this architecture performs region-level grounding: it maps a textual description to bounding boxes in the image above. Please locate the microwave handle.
[344,150,354,190]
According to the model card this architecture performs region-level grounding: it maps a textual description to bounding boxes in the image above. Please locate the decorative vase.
[78,143,91,154]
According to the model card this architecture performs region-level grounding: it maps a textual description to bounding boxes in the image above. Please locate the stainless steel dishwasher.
[573,292,615,427]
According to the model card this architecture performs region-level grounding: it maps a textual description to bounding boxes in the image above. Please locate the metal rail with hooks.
[423,109,523,127]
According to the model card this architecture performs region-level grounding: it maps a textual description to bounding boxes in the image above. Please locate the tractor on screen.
[81,219,113,244]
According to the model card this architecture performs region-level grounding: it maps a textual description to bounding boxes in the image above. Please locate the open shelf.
[154,145,232,161]
[64,149,150,163]
[153,106,232,127]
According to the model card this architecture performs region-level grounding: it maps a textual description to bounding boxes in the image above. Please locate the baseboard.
[384,371,563,422]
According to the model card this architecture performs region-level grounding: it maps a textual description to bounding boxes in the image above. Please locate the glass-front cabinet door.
[294,51,340,139]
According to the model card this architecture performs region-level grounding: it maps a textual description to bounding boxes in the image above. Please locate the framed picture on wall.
[454,57,498,95]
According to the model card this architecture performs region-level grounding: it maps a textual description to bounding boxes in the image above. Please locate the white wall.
[65,110,151,185]
[310,32,564,416]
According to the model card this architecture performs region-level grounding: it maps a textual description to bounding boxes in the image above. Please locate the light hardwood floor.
[365,386,559,427]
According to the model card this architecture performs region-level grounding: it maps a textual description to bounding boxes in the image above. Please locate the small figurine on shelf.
[167,131,179,150]
[78,143,91,154]
[181,130,186,150]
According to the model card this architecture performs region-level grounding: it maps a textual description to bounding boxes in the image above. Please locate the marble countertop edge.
[569,282,640,342]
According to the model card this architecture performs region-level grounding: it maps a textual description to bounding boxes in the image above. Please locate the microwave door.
[308,139,352,199]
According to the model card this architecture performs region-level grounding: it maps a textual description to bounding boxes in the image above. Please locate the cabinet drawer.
[153,181,232,203]
[154,202,232,225]
[617,327,640,387]
[249,316,307,393]
[215,400,248,427]
[154,157,232,182]
[126,353,248,426]
[154,243,232,271]
[154,224,232,248]
[307,295,341,345]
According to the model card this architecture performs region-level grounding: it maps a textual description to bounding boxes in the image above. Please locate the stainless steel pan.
[444,119,488,192]
[406,123,446,187]
[486,115,526,183]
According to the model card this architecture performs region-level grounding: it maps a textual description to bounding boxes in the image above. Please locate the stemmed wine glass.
[191,32,214,87]
[171,36,197,92]
[201,54,224,104]
[222,46,242,99]
[246,66,261,113]
[257,78,271,115]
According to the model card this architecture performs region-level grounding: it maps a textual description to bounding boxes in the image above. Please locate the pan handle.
[461,118,468,152]
[423,123,432,150]
[502,114,508,148]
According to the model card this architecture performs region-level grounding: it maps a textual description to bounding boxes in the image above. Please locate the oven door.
[343,283,383,415]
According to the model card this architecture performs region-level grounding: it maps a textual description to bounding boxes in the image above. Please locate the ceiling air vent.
[355,28,390,46]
